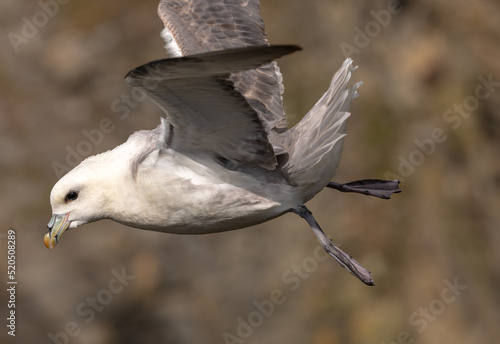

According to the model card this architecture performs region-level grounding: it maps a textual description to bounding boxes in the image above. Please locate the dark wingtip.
[124,65,147,84]
[271,44,303,58]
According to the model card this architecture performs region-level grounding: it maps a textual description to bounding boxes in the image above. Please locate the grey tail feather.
[279,58,362,191]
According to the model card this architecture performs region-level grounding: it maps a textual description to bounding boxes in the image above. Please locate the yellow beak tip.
[44,233,57,249]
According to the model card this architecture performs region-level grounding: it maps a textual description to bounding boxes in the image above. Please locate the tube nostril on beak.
[47,215,56,229]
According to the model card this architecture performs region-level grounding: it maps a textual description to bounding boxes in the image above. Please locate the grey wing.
[158,0,289,142]
[125,45,300,169]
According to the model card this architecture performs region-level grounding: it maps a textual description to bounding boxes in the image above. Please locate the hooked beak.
[44,213,71,249]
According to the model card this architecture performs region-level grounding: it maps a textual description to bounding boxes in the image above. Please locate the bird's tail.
[279,58,361,200]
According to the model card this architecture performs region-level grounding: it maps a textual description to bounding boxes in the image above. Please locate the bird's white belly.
[114,164,292,234]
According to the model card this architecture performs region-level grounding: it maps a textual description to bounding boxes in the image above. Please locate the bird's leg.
[293,205,374,286]
[327,179,402,199]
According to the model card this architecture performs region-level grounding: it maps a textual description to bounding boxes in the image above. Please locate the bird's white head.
[45,152,115,249]
[45,128,162,249]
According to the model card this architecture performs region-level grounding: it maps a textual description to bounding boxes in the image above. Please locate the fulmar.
[46,0,401,285]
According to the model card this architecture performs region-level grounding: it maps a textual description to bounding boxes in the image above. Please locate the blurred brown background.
[1,0,500,343]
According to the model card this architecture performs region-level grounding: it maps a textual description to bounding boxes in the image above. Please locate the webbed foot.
[327,179,402,199]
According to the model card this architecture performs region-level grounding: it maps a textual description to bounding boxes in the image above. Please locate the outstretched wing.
[125,45,300,169]
[158,0,289,140]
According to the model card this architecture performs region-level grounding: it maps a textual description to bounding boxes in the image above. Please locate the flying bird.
[46,0,401,285]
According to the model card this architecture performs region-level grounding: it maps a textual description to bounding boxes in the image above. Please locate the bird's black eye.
[65,191,78,202]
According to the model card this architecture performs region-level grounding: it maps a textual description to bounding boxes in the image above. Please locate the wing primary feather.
[125,45,301,83]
